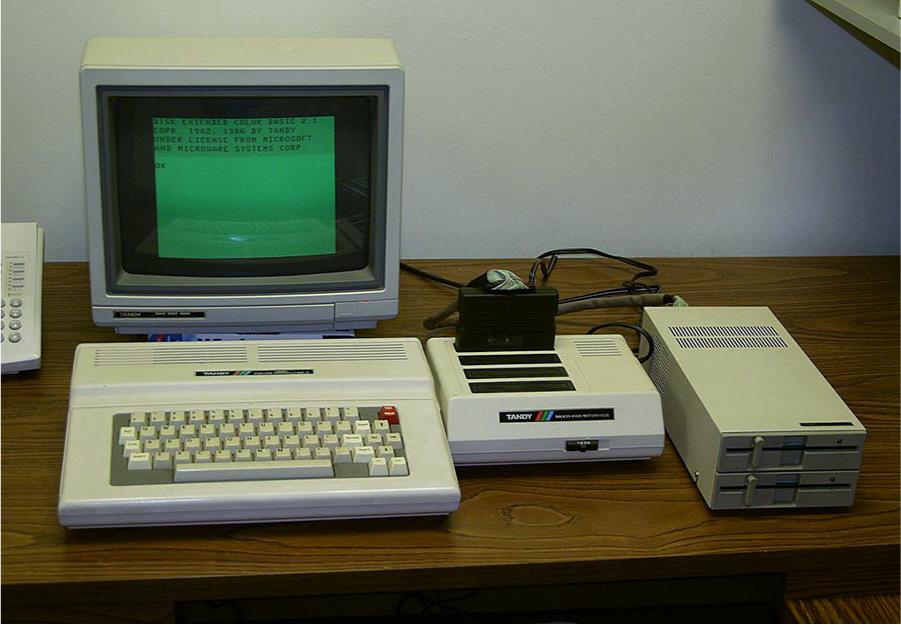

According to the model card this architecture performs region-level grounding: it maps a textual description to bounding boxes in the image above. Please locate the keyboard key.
[373,420,391,434]
[199,423,217,439]
[153,451,172,470]
[238,423,256,440]
[388,456,409,476]
[334,420,352,435]
[128,452,152,470]
[246,408,265,425]
[122,440,141,458]
[214,450,233,463]
[303,407,322,421]
[314,448,331,461]
[143,439,161,454]
[178,424,196,441]
[139,425,157,442]
[366,434,383,447]
[234,449,253,462]
[316,421,333,435]
[204,438,222,452]
[188,410,205,426]
[257,422,275,438]
[341,434,363,448]
[322,407,341,423]
[118,426,137,445]
[385,432,403,450]
[353,420,371,436]
[274,449,293,461]
[321,434,340,449]
[293,447,312,460]
[183,437,202,453]
[159,425,178,442]
[129,413,148,427]
[302,434,320,449]
[282,434,301,450]
[174,459,334,482]
[206,410,225,426]
[332,447,352,464]
[194,450,212,464]
[253,449,273,462]
[276,422,295,438]
[296,422,314,436]
[265,407,284,423]
[149,412,168,427]
[285,408,303,423]
[224,436,242,452]
[263,435,281,452]
[175,451,193,465]
[376,445,395,458]
[368,457,389,476]
[352,446,375,464]
[341,406,359,420]
[378,405,399,425]
[164,439,182,454]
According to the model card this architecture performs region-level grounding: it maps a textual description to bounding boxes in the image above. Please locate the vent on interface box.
[669,325,787,349]
[646,334,672,399]
[257,342,409,362]
[573,337,622,357]
[93,344,249,367]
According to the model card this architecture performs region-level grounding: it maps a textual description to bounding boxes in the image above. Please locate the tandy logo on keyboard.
[195,369,314,376]
[499,408,615,423]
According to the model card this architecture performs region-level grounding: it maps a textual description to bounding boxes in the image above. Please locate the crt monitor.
[80,37,403,334]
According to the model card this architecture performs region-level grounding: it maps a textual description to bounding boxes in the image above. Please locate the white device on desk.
[58,338,460,528]
[426,335,664,465]
[1,222,44,374]
[641,306,866,510]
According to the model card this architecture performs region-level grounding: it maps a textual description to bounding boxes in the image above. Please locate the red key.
[379,405,399,425]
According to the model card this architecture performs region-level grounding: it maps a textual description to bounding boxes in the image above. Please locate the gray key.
[173,459,334,482]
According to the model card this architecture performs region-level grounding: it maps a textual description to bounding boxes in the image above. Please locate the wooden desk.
[2,258,898,622]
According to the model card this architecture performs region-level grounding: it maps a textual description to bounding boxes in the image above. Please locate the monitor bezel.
[96,85,390,296]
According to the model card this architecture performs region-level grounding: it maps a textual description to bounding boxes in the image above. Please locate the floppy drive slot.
[719,433,864,472]
[713,471,859,509]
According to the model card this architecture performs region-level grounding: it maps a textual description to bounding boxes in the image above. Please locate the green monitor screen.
[153,116,337,260]
[102,88,385,285]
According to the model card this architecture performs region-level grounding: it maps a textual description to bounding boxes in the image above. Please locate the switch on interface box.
[641,306,865,510]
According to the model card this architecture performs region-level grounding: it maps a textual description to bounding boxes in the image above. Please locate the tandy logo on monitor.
[499,408,614,423]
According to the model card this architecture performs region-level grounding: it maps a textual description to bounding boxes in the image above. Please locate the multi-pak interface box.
[641,307,866,510]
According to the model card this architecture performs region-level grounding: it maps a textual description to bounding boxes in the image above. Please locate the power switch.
[565,439,599,452]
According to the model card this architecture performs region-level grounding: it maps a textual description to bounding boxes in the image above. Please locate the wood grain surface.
[785,594,901,623]
[2,258,898,613]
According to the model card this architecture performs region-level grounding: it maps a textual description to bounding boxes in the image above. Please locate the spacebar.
[174,460,335,482]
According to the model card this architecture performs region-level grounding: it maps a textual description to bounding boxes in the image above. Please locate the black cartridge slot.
[469,380,575,394]
[458,353,561,366]
[463,366,568,380]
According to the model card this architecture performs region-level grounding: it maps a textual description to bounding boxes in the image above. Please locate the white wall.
[2,0,898,261]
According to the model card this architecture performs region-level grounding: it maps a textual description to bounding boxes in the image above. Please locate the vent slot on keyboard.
[257,342,409,362]
[572,337,622,357]
[93,344,249,367]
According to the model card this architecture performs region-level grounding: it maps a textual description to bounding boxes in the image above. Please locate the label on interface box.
[195,369,314,377]
[499,408,614,423]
